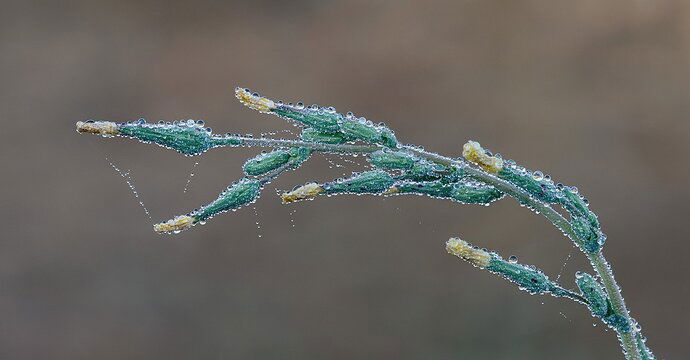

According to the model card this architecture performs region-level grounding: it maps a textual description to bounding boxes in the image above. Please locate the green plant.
[76,87,654,359]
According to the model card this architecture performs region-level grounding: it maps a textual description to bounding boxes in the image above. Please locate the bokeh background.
[2,0,689,359]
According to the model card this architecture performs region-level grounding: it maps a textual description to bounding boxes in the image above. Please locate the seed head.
[446,237,491,268]
[462,140,503,173]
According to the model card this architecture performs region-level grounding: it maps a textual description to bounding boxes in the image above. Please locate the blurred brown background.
[1,0,689,359]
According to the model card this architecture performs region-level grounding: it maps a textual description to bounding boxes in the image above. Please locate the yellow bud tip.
[382,186,400,195]
[462,140,503,173]
[235,87,275,113]
[154,215,196,234]
[281,183,324,204]
[446,237,491,268]
[75,121,119,136]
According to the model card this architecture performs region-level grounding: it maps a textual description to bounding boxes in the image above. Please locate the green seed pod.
[560,188,599,228]
[378,127,399,148]
[323,170,394,195]
[194,178,262,221]
[368,150,418,170]
[575,272,608,318]
[571,216,603,253]
[118,121,212,155]
[287,147,312,164]
[340,118,381,142]
[400,160,448,182]
[486,256,558,295]
[300,128,350,144]
[243,150,292,176]
[451,181,504,204]
[497,166,559,204]
[273,105,341,133]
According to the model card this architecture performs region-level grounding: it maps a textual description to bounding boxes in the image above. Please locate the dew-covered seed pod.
[378,127,399,148]
[339,119,398,147]
[450,182,504,204]
[272,105,342,133]
[571,216,603,253]
[368,150,418,170]
[300,127,351,144]
[400,160,449,182]
[323,170,395,195]
[497,167,560,203]
[485,256,557,295]
[576,272,608,318]
[340,118,381,143]
[394,180,503,205]
[114,121,214,155]
[560,187,599,228]
[194,178,262,221]
[242,147,312,176]
[154,178,262,233]
[288,147,312,165]
[446,238,563,296]
[243,150,292,176]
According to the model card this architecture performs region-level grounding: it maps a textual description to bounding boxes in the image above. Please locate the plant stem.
[589,251,640,359]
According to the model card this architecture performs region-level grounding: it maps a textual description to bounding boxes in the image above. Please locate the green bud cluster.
[272,104,398,147]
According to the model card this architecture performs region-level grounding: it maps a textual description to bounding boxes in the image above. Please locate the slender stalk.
[589,252,639,359]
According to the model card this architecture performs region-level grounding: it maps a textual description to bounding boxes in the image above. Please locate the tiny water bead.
[508,255,518,263]
[106,158,151,220]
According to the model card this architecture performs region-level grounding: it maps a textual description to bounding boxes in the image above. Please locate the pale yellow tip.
[154,215,196,234]
[235,87,275,113]
[382,186,400,195]
[446,237,491,268]
[76,121,119,136]
[462,141,503,173]
[281,183,324,204]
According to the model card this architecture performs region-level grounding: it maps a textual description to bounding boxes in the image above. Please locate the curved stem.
[589,251,640,359]
[402,145,641,359]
